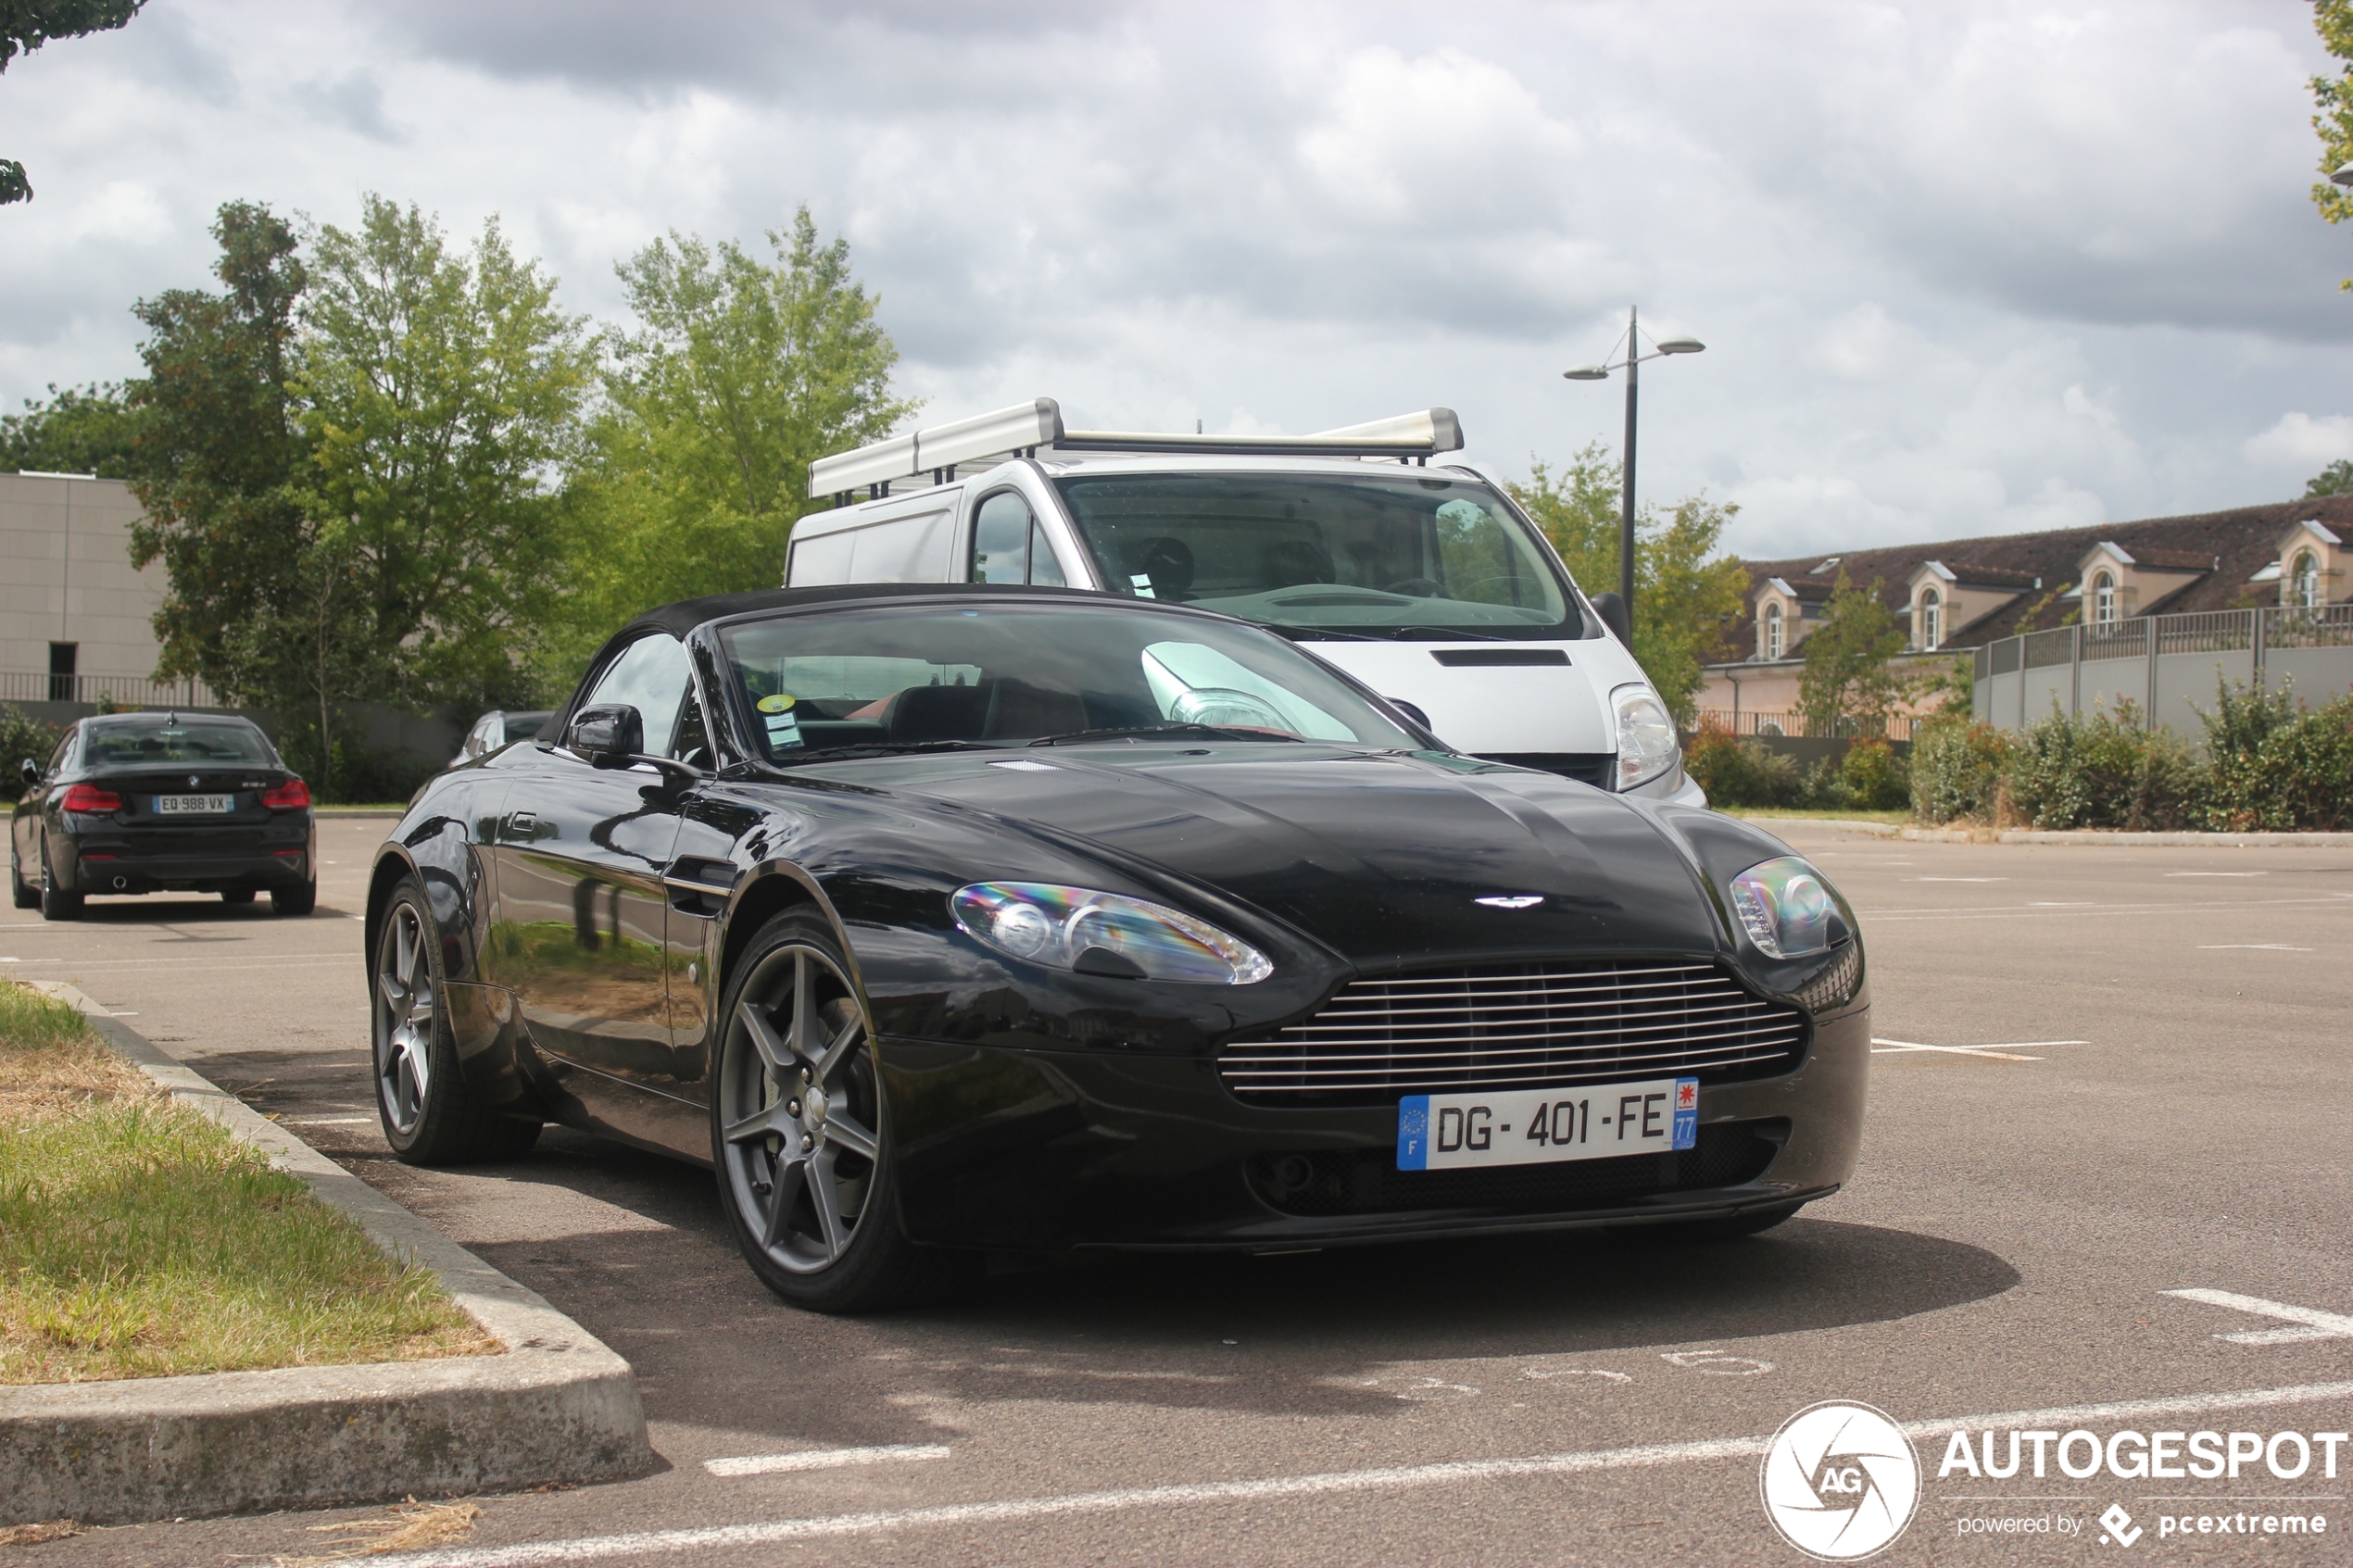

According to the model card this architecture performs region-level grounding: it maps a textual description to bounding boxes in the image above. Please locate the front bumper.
[879,1004,1868,1251]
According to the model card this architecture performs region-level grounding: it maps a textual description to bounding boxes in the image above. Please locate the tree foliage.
[2312,0,2353,285]
[1796,569,1910,731]
[297,194,595,712]
[1,0,146,205]
[1507,443,1749,721]
[2305,457,2353,495]
[0,381,139,475]
[553,208,913,673]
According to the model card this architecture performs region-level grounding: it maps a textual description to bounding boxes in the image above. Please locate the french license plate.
[155,794,233,815]
[1397,1076,1697,1171]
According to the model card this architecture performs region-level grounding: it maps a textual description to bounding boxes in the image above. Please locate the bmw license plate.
[155,794,233,814]
[1397,1075,1697,1171]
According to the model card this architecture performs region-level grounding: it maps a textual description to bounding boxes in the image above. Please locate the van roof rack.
[807,398,1464,503]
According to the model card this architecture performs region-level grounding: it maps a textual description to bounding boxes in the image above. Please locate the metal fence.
[1693,709,1919,742]
[1972,606,2353,738]
[0,671,222,709]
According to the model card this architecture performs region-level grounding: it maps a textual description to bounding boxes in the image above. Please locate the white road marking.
[2165,872,2267,877]
[2164,1289,2353,1346]
[1660,1349,1773,1376]
[704,1444,950,1477]
[365,1382,2353,1568]
[1859,893,2353,922]
[1915,876,2007,882]
[1520,1367,1631,1384]
[1869,1038,2086,1062]
[2198,944,2312,952]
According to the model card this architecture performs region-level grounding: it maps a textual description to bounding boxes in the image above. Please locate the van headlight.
[951,882,1274,985]
[1727,856,1847,960]
[1611,684,1680,791]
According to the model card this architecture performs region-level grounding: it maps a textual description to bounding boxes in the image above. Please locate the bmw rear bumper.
[878,1004,1868,1251]
[59,821,315,894]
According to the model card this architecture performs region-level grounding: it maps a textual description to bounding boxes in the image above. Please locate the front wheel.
[372,877,540,1163]
[711,911,956,1312]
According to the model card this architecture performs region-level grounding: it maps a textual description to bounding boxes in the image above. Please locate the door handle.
[508,809,538,837]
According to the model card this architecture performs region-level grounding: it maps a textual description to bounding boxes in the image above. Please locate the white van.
[785,398,1701,805]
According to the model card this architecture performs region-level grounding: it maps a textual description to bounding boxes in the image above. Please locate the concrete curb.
[1898,828,2353,847]
[1,984,653,1527]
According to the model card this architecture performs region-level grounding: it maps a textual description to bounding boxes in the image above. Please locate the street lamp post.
[1563,307,1705,629]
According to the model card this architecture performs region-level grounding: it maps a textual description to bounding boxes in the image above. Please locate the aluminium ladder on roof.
[806,398,1465,503]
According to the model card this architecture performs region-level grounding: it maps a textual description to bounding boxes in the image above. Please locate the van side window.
[971,492,1066,586]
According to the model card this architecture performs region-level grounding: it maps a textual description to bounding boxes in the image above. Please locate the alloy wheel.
[719,943,880,1274]
[374,900,435,1136]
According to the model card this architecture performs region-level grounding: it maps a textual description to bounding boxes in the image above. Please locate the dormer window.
[1764,602,1784,659]
[2290,550,2321,609]
[1918,587,1942,650]
[2092,570,2118,624]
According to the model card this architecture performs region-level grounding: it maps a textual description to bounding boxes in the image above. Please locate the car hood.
[878,746,1729,968]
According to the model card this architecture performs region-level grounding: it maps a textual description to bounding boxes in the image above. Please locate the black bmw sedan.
[13,712,317,920]
[367,585,1869,1311]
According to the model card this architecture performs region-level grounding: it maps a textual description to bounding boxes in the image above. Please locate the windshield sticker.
[757,694,797,713]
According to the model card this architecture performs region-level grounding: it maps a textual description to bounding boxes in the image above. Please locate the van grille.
[1474,752,1614,789]
[1221,960,1806,1106]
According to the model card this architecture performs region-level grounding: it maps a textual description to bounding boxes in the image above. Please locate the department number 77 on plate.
[1396,1076,1697,1172]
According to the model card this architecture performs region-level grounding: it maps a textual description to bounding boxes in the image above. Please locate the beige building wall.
[0,473,172,690]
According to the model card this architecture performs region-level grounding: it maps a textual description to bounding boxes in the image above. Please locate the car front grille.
[1473,751,1614,789]
[1244,1118,1789,1217]
[1220,960,1807,1106]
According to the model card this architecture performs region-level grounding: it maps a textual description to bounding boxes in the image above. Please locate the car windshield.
[718,600,1419,761]
[1051,471,1580,641]
[82,719,276,766]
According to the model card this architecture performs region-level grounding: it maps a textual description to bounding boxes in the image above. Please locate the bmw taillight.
[262,779,312,809]
[60,784,123,814]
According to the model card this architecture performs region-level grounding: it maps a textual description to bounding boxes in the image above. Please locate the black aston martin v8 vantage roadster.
[368,584,1868,1311]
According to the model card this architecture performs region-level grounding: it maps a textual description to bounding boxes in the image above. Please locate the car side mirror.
[1590,591,1633,648]
[1386,697,1434,734]
[18,758,36,786]
[565,703,644,768]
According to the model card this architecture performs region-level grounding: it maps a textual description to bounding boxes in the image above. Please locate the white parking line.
[1869,1038,2086,1062]
[2166,872,2267,877]
[2165,1289,2353,1345]
[2198,944,2313,952]
[705,1444,950,1477]
[367,1381,2353,1568]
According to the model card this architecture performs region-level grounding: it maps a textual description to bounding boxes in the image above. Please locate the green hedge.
[0,705,65,804]
[1910,680,2353,831]
[1685,729,1908,811]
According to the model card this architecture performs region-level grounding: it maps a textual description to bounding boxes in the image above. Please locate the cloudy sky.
[3,0,2349,560]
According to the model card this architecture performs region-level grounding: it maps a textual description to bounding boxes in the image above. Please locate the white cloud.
[3,0,2350,560]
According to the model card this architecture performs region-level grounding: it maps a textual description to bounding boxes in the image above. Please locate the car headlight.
[1727,856,1846,960]
[1610,683,1680,790]
[951,882,1274,985]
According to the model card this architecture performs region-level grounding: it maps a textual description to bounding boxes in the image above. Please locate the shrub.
[1684,727,1801,808]
[2196,680,2353,830]
[1909,718,2013,823]
[2007,702,2198,830]
[1834,737,1910,811]
[0,705,64,804]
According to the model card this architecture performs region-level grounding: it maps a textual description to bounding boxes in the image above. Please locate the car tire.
[372,874,543,1164]
[711,909,962,1313]
[9,853,35,910]
[220,887,257,906]
[37,845,81,922]
[271,879,317,916]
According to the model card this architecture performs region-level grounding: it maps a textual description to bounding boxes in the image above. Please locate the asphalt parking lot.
[7,817,2350,1566]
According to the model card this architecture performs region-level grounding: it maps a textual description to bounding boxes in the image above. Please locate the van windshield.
[1051,472,1581,641]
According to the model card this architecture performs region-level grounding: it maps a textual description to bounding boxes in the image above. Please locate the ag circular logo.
[1759,1400,1921,1561]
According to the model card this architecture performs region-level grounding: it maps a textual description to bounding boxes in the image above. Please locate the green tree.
[0,382,139,475]
[296,194,597,713]
[1508,443,1749,721]
[1796,569,1910,734]
[556,207,913,670]
[2,0,145,204]
[2313,0,2353,284]
[125,201,314,714]
[2306,458,2353,495]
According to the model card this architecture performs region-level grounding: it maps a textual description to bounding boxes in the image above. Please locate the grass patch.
[0,983,493,1385]
[1729,808,1913,825]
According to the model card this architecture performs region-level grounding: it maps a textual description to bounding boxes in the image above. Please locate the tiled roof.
[1712,493,2353,660]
